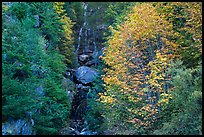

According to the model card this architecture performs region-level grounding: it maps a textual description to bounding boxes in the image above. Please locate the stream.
[63,51,99,135]
[60,2,100,135]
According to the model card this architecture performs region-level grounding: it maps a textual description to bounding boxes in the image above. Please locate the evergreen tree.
[2,2,73,134]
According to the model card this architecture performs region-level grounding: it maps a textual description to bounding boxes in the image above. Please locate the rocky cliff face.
[2,117,34,135]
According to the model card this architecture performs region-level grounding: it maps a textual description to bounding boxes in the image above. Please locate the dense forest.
[2,2,202,135]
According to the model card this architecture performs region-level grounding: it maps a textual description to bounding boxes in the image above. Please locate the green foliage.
[28,2,75,67]
[28,2,62,45]
[86,2,110,28]
[64,2,84,48]
[54,2,75,67]
[2,3,72,135]
[104,2,137,27]
[35,125,57,135]
[83,59,106,132]
[64,2,83,24]
[2,2,202,135]
[9,2,29,21]
[84,94,104,132]
[34,97,69,135]
[153,60,202,135]
[2,76,36,119]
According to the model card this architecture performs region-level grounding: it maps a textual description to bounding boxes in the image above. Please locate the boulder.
[75,66,99,85]
[2,117,33,135]
[14,61,23,67]
[79,54,89,63]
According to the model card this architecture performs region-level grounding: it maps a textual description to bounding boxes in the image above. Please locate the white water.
[69,3,102,135]
[75,2,88,54]
[74,2,88,67]
[75,24,84,53]
[83,2,88,54]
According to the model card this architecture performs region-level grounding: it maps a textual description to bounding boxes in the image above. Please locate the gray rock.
[101,47,106,53]
[34,15,40,28]
[14,61,23,67]
[79,54,89,62]
[75,66,99,85]
[62,77,76,91]
[2,117,33,135]
[77,84,83,89]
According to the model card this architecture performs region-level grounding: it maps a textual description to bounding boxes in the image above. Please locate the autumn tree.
[99,3,179,133]
[153,2,202,68]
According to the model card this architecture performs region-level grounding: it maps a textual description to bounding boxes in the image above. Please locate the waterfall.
[84,27,88,54]
[83,2,88,54]
[74,2,88,68]
[67,3,103,135]
[75,23,84,53]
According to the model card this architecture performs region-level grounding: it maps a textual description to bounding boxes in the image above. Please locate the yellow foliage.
[54,2,74,43]
[99,93,116,104]
[100,2,184,128]
[53,2,75,65]
[154,2,202,62]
